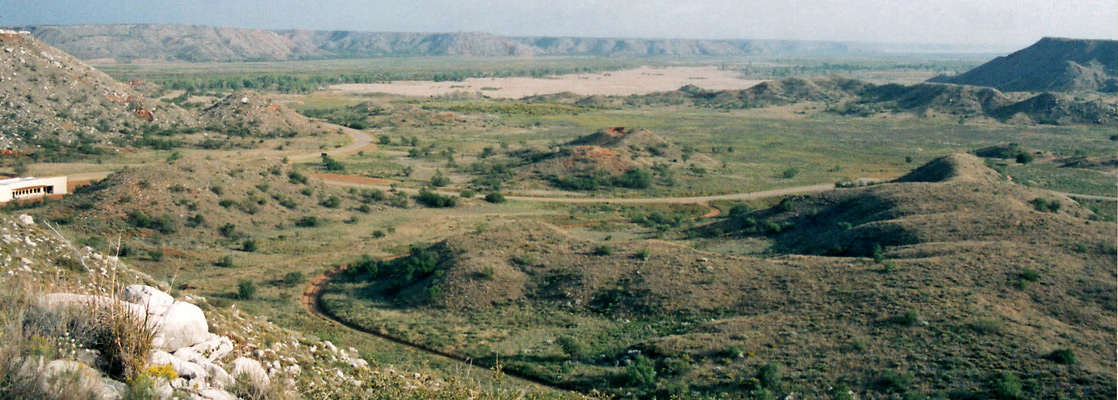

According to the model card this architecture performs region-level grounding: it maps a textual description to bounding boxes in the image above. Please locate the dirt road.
[286,122,376,162]
[300,264,573,393]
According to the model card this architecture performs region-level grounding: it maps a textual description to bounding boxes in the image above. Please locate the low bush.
[236,280,257,300]
[295,216,321,227]
[484,192,506,203]
[416,188,457,208]
[1046,348,1076,364]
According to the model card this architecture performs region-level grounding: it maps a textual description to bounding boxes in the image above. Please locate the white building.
[0,176,68,203]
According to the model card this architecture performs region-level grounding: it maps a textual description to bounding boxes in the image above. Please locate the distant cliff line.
[11,24,1003,63]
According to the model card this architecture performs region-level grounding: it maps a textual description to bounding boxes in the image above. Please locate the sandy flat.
[329,66,764,99]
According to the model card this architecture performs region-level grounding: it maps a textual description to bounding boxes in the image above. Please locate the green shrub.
[295,216,321,227]
[219,223,237,238]
[897,309,920,326]
[989,371,1024,399]
[147,249,165,262]
[1046,348,1076,364]
[241,239,258,252]
[288,171,308,184]
[321,195,342,208]
[215,255,235,268]
[127,211,179,234]
[512,254,538,266]
[876,369,913,392]
[478,266,495,280]
[236,280,257,300]
[416,188,457,208]
[321,154,344,171]
[1019,268,1040,282]
[557,336,588,358]
[625,354,657,389]
[430,170,450,187]
[614,168,652,189]
[593,245,613,256]
[871,244,885,263]
[282,271,305,287]
[729,204,753,217]
[782,167,799,179]
[755,363,782,389]
[635,248,651,261]
[829,384,855,400]
[458,189,476,199]
[484,192,506,203]
[968,319,1003,335]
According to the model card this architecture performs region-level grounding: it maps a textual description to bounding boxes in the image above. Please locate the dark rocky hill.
[0,30,197,154]
[929,37,1118,93]
[621,76,1118,125]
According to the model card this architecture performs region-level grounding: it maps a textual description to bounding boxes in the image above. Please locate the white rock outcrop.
[120,284,175,316]
[153,301,210,351]
[231,357,271,390]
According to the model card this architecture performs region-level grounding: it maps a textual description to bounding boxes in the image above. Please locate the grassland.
[291,94,1116,199]
[16,57,1114,399]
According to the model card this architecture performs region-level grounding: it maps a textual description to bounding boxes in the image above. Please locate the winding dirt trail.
[300,264,575,393]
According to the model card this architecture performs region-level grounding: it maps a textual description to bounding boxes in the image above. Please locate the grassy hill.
[323,154,1116,399]
[201,90,332,137]
[509,128,716,191]
[929,37,1118,93]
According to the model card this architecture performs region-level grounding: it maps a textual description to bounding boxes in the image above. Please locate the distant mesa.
[929,37,1118,93]
[13,24,981,63]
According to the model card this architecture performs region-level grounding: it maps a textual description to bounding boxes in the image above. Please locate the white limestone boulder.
[189,334,234,362]
[231,357,270,390]
[152,350,207,380]
[154,301,209,351]
[120,285,174,317]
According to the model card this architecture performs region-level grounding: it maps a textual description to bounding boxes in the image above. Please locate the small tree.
[12,159,29,176]
[430,169,450,187]
[236,280,257,300]
[484,192,506,203]
[321,154,344,171]
[241,239,258,252]
[216,255,235,268]
[557,336,588,358]
[282,271,305,287]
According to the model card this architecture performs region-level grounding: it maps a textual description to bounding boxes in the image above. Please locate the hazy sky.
[3,0,1115,47]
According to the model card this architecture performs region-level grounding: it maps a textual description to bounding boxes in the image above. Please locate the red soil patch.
[311,173,393,186]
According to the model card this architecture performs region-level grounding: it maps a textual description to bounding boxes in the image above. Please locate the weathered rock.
[195,388,238,400]
[231,357,270,390]
[152,350,207,380]
[190,334,234,362]
[40,360,121,400]
[204,362,234,389]
[120,285,174,316]
[155,301,209,351]
[17,214,33,225]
